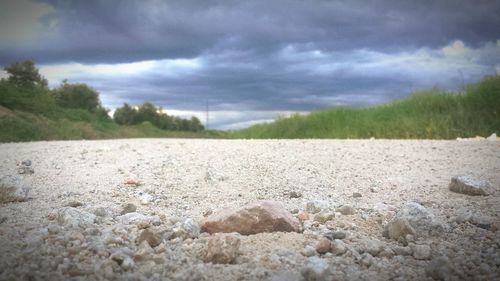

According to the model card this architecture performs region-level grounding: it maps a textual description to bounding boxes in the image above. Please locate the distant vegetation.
[0,60,218,142]
[233,75,500,139]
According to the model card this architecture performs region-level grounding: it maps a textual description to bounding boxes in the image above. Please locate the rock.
[426,256,454,280]
[288,191,302,198]
[449,175,492,196]
[357,239,383,256]
[336,205,355,215]
[378,247,395,258]
[313,211,334,223]
[330,240,347,256]
[324,231,346,240]
[301,256,331,281]
[384,218,416,241]
[56,207,96,228]
[352,192,362,198]
[120,203,137,215]
[134,240,154,261]
[0,175,30,203]
[315,238,331,254]
[140,193,154,205]
[359,253,373,267]
[455,208,494,229]
[65,200,83,208]
[412,244,432,260]
[301,245,317,257]
[172,218,200,239]
[110,251,134,270]
[93,207,112,217]
[21,160,32,166]
[203,233,241,264]
[202,201,300,235]
[486,133,497,141]
[17,166,34,174]
[118,212,160,227]
[392,246,412,256]
[298,211,310,221]
[306,201,327,214]
[137,228,162,247]
[388,202,448,238]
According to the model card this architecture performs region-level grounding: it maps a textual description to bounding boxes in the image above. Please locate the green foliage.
[113,102,204,132]
[233,75,500,139]
[53,82,101,111]
[3,60,48,89]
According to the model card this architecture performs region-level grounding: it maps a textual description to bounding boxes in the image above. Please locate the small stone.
[313,211,334,223]
[352,192,362,198]
[56,207,96,228]
[359,253,373,267]
[124,179,141,186]
[298,211,310,221]
[378,247,395,259]
[336,205,355,215]
[135,240,154,261]
[392,246,413,256]
[137,228,162,247]
[315,238,331,254]
[384,217,416,241]
[17,166,34,174]
[203,233,241,264]
[330,240,347,256]
[93,207,111,217]
[357,239,383,256]
[301,256,331,281]
[121,257,134,271]
[140,193,154,205]
[301,245,317,257]
[120,203,137,215]
[21,160,32,166]
[202,201,300,235]
[65,201,83,208]
[306,201,327,214]
[455,208,494,229]
[0,175,30,203]
[412,244,432,260]
[118,212,159,227]
[486,133,497,141]
[449,175,492,196]
[426,256,454,280]
[324,231,346,240]
[288,191,302,198]
[390,202,448,238]
[172,218,200,239]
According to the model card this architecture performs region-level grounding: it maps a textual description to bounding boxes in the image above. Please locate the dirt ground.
[0,139,499,280]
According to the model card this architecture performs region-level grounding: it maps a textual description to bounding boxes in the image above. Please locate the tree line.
[0,60,204,132]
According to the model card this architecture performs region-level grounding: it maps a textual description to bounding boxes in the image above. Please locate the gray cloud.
[1,0,499,129]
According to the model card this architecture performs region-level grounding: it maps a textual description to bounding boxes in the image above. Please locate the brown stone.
[201,200,301,235]
[298,211,310,221]
[315,238,331,254]
[203,234,241,264]
[137,228,162,247]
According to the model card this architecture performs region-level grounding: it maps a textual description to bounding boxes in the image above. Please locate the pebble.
[330,240,347,256]
[137,228,162,247]
[301,245,317,257]
[298,211,310,221]
[313,211,334,223]
[301,256,331,281]
[56,207,96,229]
[384,217,416,241]
[336,205,355,215]
[21,160,32,166]
[352,192,362,198]
[203,234,241,264]
[412,244,432,260]
[120,203,137,215]
[172,218,200,239]
[17,166,34,175]
[0,175,31,203]
[426,256,454,280]
[324,231,346,240]
[306,201,327,214]
[449,175,492,196]
[288,191,302,198]
[359,253,373,267]
[315,238,331,254]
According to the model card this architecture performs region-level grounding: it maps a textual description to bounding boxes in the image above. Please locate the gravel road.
[1,139,499,280]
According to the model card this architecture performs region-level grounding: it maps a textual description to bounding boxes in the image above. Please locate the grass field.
[232,76,500,139]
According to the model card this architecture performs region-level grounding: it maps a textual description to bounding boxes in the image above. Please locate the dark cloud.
[1,0,500,64]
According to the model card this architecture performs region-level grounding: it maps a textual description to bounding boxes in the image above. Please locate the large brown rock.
[201,200,300,235]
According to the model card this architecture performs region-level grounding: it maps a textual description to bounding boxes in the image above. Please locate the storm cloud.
[1,0,499,128]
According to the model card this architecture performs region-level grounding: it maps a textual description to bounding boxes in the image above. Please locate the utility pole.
[205,100,209,129]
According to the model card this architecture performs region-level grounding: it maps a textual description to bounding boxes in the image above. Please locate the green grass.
[232,75,500,139]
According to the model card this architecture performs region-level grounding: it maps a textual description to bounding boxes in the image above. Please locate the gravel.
[0,138,499,280]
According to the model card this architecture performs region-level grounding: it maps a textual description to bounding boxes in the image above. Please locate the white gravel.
[0,138,499,280]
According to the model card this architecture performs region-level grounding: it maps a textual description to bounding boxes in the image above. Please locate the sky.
[0,0,499,129]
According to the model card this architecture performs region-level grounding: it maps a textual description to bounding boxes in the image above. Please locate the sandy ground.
[0,139,499,280]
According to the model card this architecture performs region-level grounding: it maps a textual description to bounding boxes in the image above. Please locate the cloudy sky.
[1,0,499,129]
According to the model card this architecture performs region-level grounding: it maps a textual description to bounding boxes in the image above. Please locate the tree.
[53,82,100,111]
[4,60,48,89]
[135,102,160,124]
[113,103,137,125]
